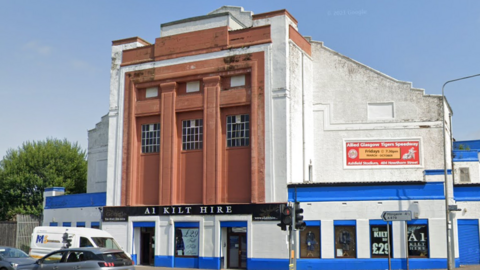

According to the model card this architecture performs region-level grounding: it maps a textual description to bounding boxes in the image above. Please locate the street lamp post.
[442,73,480,270]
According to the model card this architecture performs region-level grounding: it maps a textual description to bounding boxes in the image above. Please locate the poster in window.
[407,224,428,258]
[300,226,320,258]
[334,225,356,258]
[175,228,199,257]
[370,225,392,257]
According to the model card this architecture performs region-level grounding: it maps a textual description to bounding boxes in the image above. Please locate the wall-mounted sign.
[102,203,282,222]
[345,139,421,167]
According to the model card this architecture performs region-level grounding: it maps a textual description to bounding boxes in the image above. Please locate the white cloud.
[22,40,52,55]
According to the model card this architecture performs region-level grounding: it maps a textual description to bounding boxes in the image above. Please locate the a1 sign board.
[381,211,412,221]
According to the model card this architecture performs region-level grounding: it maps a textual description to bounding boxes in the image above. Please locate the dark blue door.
[458,219,480,265]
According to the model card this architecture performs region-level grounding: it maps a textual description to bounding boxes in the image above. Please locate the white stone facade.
[43,6,480,270]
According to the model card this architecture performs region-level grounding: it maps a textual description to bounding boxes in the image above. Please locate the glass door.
[228,233,247,269]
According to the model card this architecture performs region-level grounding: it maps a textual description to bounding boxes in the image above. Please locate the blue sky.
[1,1,479,158]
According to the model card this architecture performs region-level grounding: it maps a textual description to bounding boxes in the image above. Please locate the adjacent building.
[42,6,480,270]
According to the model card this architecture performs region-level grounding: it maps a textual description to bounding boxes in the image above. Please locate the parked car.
[17,248,134,270]
[0,247,36,270]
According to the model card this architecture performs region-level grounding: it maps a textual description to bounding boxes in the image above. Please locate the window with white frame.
[141,123,160,153]
[226,114,250,147]
[182,119,203,150]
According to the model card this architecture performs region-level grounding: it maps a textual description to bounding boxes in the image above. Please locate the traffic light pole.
[291,203,296,270]
[289,223,294,270]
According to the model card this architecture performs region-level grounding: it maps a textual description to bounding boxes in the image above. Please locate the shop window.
[300,225,320,258]
[334,222,356,258]
[370,223,392,258]
[407,221,429,258]
[145,87,158,98]
[226,114,250,147]
[175,225,199,257]
[182,119,203,150]
[141,123,160,153]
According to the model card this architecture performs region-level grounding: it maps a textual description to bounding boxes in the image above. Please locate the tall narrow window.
[182,119,203,150]
[370,223,392,258]
[407,222,429,258]
[334,222,357,258]
[141,123,160,153]
[226,114,250,147]
[300,226,321,258]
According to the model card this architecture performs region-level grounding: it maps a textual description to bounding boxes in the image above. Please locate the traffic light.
[277,204,293,231]
[283,206,293,226]
[295,202,306,231]
[62,232,72,248]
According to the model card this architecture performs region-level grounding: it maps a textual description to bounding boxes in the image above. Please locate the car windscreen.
[0,248,30,258]
[91,237,121,250]
[96,252,130,262]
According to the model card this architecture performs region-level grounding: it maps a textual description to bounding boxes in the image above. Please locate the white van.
[29,226,126,259]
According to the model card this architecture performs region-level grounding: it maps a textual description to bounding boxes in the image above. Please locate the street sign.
[381,211,412,221]
[448,205,462,212]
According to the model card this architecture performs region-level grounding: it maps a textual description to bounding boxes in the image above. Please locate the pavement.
[136,265,480,270]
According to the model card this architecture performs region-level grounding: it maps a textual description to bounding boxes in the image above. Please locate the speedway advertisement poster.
[345,139,421,167]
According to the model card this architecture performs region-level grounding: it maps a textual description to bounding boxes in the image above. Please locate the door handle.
[238,250,241,255]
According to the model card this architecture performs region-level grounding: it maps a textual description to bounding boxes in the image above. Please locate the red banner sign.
[345,140,421,167]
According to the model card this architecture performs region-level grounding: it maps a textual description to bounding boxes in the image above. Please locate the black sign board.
[102,203,283,222]
[370,225,392,257]
[407,224,429,257]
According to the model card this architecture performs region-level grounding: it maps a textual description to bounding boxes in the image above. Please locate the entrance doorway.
[227,228,247,269]
[140,227,155,265]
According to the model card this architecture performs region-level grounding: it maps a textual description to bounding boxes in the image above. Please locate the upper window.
[186,81,200,93]
[141,123,160,153]
[230,75,246,87]
[368,102,394,120]
[459,167,470,183]
[226,114,250,147]
[300,226,320,258]
[182,119,203,150]
[145,87,158,98]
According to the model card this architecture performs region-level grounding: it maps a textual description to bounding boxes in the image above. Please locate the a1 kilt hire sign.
[102,204,283,222]
[345,139,421,167]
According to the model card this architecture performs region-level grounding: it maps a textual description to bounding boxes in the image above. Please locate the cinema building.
[42,6,479,270]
